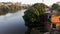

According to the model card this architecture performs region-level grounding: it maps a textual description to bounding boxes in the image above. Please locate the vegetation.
[51,3,60,15]
[0,4,22,15]
[23,2,60,34]
[51,3,60,10]
[23,3,49,34]
[0,3,30,15]
[23,3,49,27]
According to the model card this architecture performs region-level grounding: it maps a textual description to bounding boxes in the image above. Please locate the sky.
[0,0,60,6]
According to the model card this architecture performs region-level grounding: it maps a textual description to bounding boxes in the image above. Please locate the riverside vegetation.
[0,2,30,15]
[23,2,60,34]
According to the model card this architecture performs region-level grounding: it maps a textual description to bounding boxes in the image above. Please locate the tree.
[23,3,49,26]
[0,5,9,15]
[51,3,60,15]
[0,4,22,15]
[23,3,49,33]
[51,3,60,10]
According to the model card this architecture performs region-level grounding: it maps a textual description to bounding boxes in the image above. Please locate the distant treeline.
[0,4,30,15]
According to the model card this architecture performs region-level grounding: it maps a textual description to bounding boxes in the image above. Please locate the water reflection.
[0,9,27,34]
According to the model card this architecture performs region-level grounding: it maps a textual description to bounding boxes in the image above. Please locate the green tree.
[23,3,49,34]
[23,3,49,26]
[51,3,60,15]
[51,3,60,10]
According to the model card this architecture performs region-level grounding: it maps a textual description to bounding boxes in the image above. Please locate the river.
[0,9,27,34]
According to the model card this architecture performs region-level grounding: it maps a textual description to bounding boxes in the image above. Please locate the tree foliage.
[52,3,60,10]
[23,3,50,33]
[23,3,49,27]
[0,4,22,15]
[51,3,60,15]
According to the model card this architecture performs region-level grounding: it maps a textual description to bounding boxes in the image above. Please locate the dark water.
[0,9,27,34]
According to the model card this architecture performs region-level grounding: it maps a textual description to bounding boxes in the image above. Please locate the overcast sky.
[0,0,60,6]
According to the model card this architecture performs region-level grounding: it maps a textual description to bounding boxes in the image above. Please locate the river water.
[0,9,27,34]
